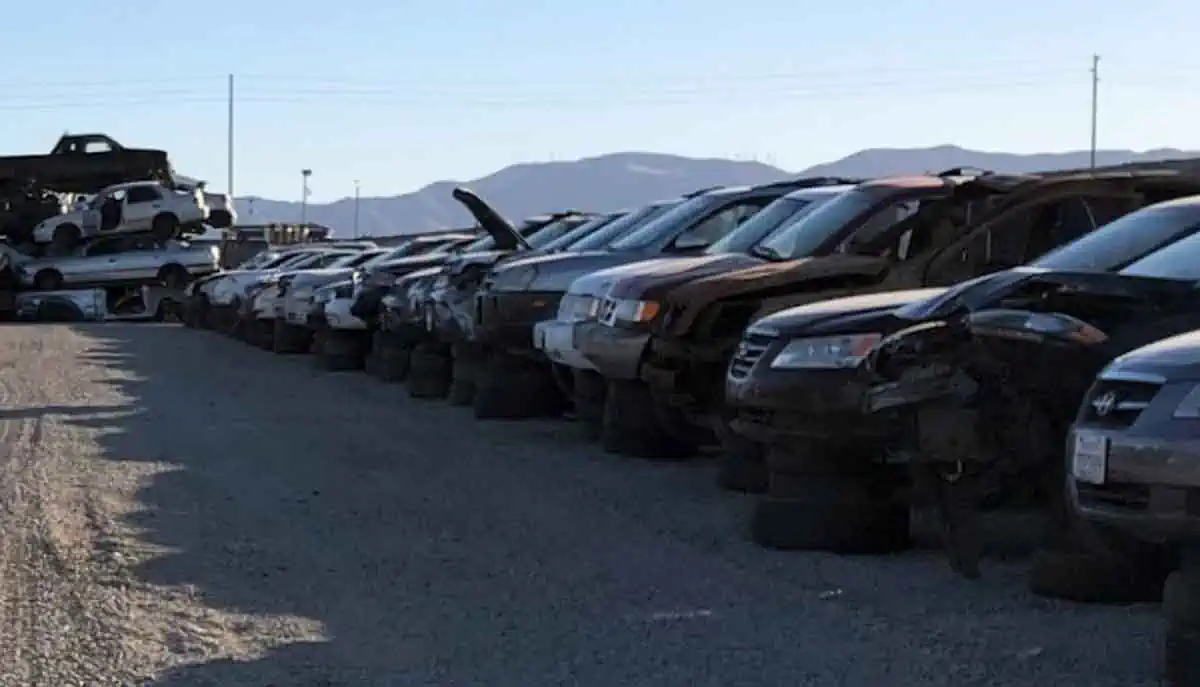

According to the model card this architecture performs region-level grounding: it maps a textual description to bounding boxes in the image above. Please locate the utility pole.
[227,74,235,198]
[301,169,312,225]
[353,180,361,238]
[1090,54,1100,169]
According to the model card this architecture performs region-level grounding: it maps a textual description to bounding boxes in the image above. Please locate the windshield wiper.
[750,245,787,262]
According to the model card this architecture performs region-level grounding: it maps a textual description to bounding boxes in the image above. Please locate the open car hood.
[661,254,891,335]
[452,187,530,251]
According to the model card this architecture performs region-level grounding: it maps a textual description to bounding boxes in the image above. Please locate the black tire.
[208,209,233,229]
[751,492,912,553]
[473,350,566,420]
[151,213,180,243]
[368,331,410,382]
[572,369,606,440]
[600,379,697,459]
[37,299,86,322]
[157,263,189,290]
[272,319,311,355]
[407,341,451,399]
[51,223,81,254]
[317,329,366,371]
[447,343,482,407]
[714,419,768,493]
[33,269,63,291]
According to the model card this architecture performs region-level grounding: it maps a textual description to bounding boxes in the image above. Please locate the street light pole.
[300,169,312,225]
[353,180,361,238]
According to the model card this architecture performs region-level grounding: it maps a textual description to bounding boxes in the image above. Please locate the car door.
[81,191,109,234]
[117,235,165,280]
[62,236,128,284]
[666,196,777,253]
[122,185,163,232]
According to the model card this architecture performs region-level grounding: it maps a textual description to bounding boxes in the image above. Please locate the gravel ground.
[0,322,1168,686]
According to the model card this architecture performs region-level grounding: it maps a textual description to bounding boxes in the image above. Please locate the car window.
[334,251,383,268]
[126,186,161,204]
[1119,227,1200,280]
[671,200,771,251]
[708,196,821,255]
[278,252,324,269]
[1033,203,1200,272]
[542,214,618,251]
[608,196,717,251]
[572,202,680,251]
[83,238,126,256]
[755,189,880,259]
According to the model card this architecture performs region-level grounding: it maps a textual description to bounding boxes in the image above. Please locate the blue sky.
[4,0,1198,201]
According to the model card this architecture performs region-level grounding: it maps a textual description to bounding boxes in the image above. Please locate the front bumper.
[325,297,366,330]
[726,366,890,445]
[252,288,282,320]
[476,289,563,353]
[283,293,316,327]
[1071,425,1200,544]
[577,322,650,380]
[533,320,596,371]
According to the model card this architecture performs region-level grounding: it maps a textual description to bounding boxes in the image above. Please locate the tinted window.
[339,251,387,268]
[707,196,818,255]
[571,202,680,251]
[1032,203,1200,272]
[755,189,881,259]
[607,196,718,251]
[670,200,770,250]
[1119,227,1200,280]
[542,214,618,251]
[282,253,328,269]
[527,217,592,249]
[126,185,161,203]
[84,238,126,256]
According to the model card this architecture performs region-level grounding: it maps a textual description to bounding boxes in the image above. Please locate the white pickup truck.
[32,180,210,252]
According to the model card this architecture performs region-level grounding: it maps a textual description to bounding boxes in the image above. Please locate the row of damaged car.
[182,161,1200,684]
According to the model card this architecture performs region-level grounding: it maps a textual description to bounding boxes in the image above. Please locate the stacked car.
[184,158,1200,686]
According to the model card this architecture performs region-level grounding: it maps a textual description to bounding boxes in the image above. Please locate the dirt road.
[0,322,1166,685]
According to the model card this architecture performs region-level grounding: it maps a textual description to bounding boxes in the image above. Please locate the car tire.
[51,223,81,255]
[713,418,768,493]
[317,328,366,371]
[407,341,451,399]
[157,263,189,291]
[33,269,63,291]
[473,350,565,420]
[600,379,697,459]
[571,368,606,440]
[447,343,483,407]
[151,213,180,243]
[208,209,233,229]
[1165,567,1200,686]
[368,331,409,382]
[272,320,311,355]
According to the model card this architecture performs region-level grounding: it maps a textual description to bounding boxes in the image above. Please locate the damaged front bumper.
[475,289,563,356]
[533,319,596,371]
[577,322,651,380]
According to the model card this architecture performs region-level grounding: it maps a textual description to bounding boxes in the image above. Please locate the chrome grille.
[597,297,618,326]
[728,332,776,380]
[1079,378,1162,429]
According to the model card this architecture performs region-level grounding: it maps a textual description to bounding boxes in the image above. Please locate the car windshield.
[542,214,618,251]
[284,252,333,269]
[571,201,681,251]
[337,251,389,268]
[527,217,591,249]
[1032,203,1200,272]
[607,196,720,251]
[236,251,278,269]
[754,189,893,260]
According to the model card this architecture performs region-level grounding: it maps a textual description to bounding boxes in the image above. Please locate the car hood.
[367,253,451,277]
[751,287,950,338]
[602,253,764,301]
[452,187,529,251]
[1104,329,1200,381]
[285,268,357,289]
[489,251,642,292]
[662,254,891,335]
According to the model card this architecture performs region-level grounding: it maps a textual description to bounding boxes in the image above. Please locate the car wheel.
[51,223,81,255]
[473,349,565,420]
[600,379,696,459]
[157,263,189,291]
[33,269,63,291]
[151,213,180,243]
[407,341,451,399]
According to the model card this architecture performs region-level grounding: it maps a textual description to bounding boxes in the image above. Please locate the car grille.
[1078,378,1162,429]
[728,332,776,380]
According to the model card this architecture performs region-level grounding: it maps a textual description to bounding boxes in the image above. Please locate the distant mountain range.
[232,146,1200,237]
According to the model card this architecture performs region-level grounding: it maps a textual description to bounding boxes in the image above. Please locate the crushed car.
[859,192,1200,597]
[17,233,220,292]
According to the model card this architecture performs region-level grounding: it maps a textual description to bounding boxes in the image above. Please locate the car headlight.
[1173,384,1200,418]
[769,333,883,370]
[558,294,598,322]
[606,299,661,326]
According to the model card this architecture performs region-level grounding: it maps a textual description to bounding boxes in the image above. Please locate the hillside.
[233,146,1200,236]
